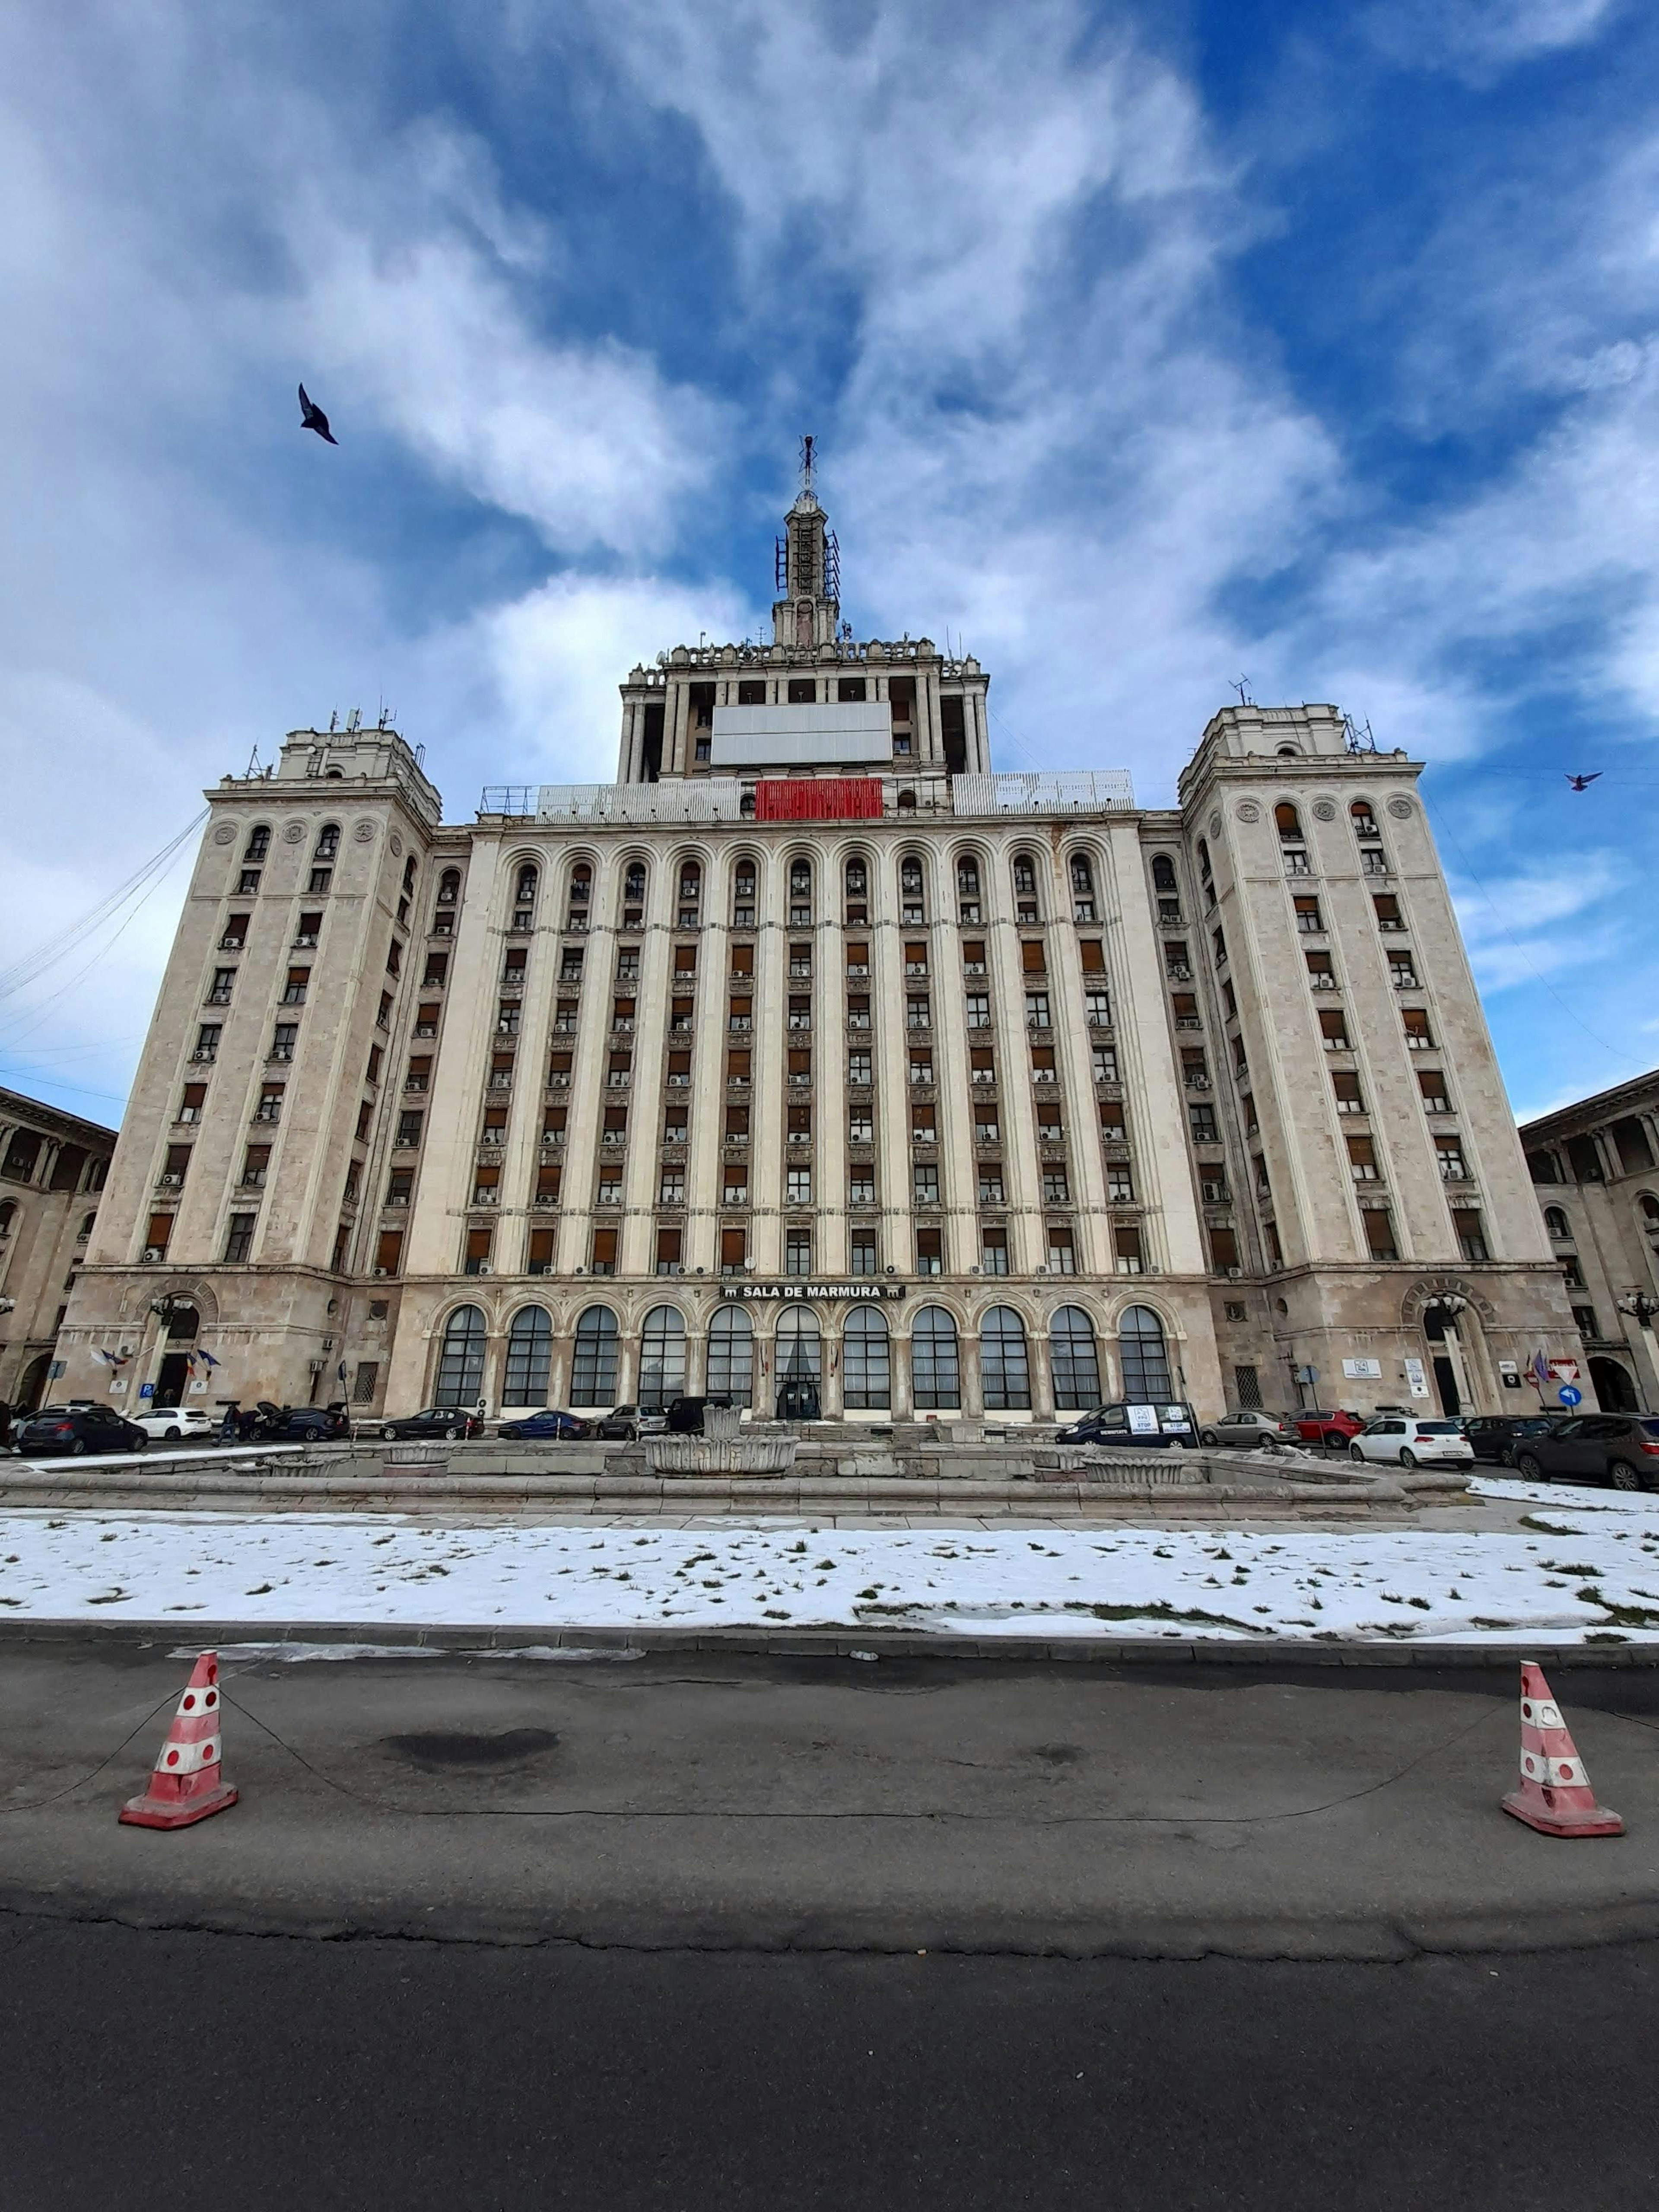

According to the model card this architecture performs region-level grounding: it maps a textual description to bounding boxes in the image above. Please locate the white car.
[1348,1415,1474,1470]
[130,1405,217,1443]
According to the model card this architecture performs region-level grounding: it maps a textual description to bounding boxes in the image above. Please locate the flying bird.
[1565,772,1602,791]
[298,384,337,445]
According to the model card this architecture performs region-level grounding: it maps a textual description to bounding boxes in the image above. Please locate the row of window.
[490,849,1108,935]
[433,1300,1174,1412]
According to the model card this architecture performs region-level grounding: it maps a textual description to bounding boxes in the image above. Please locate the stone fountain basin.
[643,1435,801,1478]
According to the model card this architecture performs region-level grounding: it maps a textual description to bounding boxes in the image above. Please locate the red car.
[1290,1408,1366,1449]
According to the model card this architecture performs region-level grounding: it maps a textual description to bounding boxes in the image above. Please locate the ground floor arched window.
[1118,1305,1173,1402]
[707,1307,753,1407]
[911,1306,961,1410]
[842,1305,891,1409]
[1050,1306,1101,1410]
[570,1306,619,1407]
[776,1308,822,1383]
[504,1305,552,1404]
[435,1305,486,1406]
[639,1305,687,1412]
[980,1306,1031,1410]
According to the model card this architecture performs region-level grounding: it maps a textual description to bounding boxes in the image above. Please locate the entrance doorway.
[1423,1304,1471,1415]
[1432,1356,1459,1416]
[17,1353,51,1411]
[154,1352,192,1408]
[1589,1356,1638,1412]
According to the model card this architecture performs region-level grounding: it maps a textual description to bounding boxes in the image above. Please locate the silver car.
[1198,1410,1300,1449]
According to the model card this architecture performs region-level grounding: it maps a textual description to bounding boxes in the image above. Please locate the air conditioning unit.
[474,1264,492,1276]
[142,1246,164,1263]
[158,1173,182,1189]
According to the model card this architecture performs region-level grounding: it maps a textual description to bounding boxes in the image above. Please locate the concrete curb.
[2,1618,1656,1664]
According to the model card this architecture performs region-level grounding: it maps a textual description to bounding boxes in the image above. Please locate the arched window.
[957,857,981,899]
[707,1307,753,1408]
[402,856,417,893]
[1351,800,1379,837]
[639,1306,687,1412]
[897,789,917,811]
[775,1308,822,1384]
[677,862,701,922]
[78,1211,96,1240]
[570,1307,619,1406]
[1011,855,1039,919]
[0,1200,16,1236]
[504,1306,552,1405]
[1050,1306,1102,1410]
[315,823,340,861]
[899,855,926,922]
[844,856,868,918]
[567,864,592,926]
[733,861,757,927]
[911,1307,961,1410]
[842,1306,891,1410]
[1275,744,1299,758]
[1274,803,1302,843]
[515,864,539,906]
[437,868,461,907]
[162,1301,199,1343]
[1151,855,1176,893]
[1640,1194,1659,1228]
[623,861,647,913]
[1196,839,1211,880]
[244,825,270,861]
[1543,1207,1570,1238]
[981,1306,1031,1410]
[436,1305,486,1406]
[788,858,813,920]
[1118,1305,1173,1402]
[1069,854,1095,916]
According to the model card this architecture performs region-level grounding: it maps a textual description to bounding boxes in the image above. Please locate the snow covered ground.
[3,1475,1659,1640]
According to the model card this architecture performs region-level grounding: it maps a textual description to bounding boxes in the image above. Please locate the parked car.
[665,1395,734,1434]
[1512,1413,1659,1491]
[495,1408,587,1441]
[14,1404,149,1457]
[588,1404,667,1441]
[376,1406,484,1443]
[1197,1410,1300,1449]
[1289,1408,1367,1449]
[1460,1412,1574,1467]
[130,1405,217,1443]
[1054,1401,1200,1449]
[1348,1415,1475,1470]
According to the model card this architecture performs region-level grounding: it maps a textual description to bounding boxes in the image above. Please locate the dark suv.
[1513,1414,1659,1491]
[1461,1412,1573,1467]
[664,1396,734,1435]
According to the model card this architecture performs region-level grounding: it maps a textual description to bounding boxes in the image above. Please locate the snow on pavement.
[4,1472,1659,1640]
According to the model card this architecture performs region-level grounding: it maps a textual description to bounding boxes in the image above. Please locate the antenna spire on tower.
[800,433,815,496]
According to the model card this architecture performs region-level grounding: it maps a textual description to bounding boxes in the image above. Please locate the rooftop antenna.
[245,744,262,777]
[1343,712,1379,754]
[328,709,339,734]
[345,706,362,734]
[1230,675,1254,707]
[800,432,815,497]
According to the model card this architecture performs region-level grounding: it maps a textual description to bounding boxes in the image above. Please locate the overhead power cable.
[0,810,207,1006]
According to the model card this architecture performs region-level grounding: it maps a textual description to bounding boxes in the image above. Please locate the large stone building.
[56,477,1584,1425]
[1522,1071,1659,1412]
[0,1088,114,1412]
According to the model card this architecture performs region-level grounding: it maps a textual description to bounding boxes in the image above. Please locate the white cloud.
[1363,0,1622,76]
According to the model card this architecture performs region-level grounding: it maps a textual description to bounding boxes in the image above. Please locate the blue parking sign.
[139,1382,155,1400]
[1557,1384,1582,1407]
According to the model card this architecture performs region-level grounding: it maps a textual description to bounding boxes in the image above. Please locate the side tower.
[1175,705,1581,1415]
[57,724,442,1410]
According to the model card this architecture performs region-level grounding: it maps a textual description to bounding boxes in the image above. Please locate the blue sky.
[2,0,1656,1128]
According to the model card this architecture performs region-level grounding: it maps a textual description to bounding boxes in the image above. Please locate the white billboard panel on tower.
[710,701,892,767]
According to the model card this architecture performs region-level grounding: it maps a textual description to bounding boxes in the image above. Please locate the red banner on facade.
[754,777,884,822]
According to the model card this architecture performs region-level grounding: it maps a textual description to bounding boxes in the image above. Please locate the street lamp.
[1616,1293,1659,1328]
[146,1294,193,1325]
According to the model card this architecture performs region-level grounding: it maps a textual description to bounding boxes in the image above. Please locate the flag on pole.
[95,1348,129,1370]
[196,1348,220,1370]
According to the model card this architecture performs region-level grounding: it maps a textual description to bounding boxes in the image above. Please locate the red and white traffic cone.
[119,1652,238,1830]
[1501,1660,1623,1839]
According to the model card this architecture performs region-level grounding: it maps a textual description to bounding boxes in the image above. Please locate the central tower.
[774,436,841,652]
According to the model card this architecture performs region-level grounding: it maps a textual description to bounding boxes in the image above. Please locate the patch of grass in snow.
[1577,1588,1659,1629]
[1082,1600,1270,1634]
[1519,1516,1584,1535]
[1541,1562,1605,1578]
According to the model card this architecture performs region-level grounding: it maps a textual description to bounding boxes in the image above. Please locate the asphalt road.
[7,1643,1659,1954]
[1,1911,1656,2210]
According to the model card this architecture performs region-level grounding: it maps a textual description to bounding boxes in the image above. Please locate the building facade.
[0,1088,114,1411]
[56,480,1583,1425]
[1522,1071,1659,1412]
